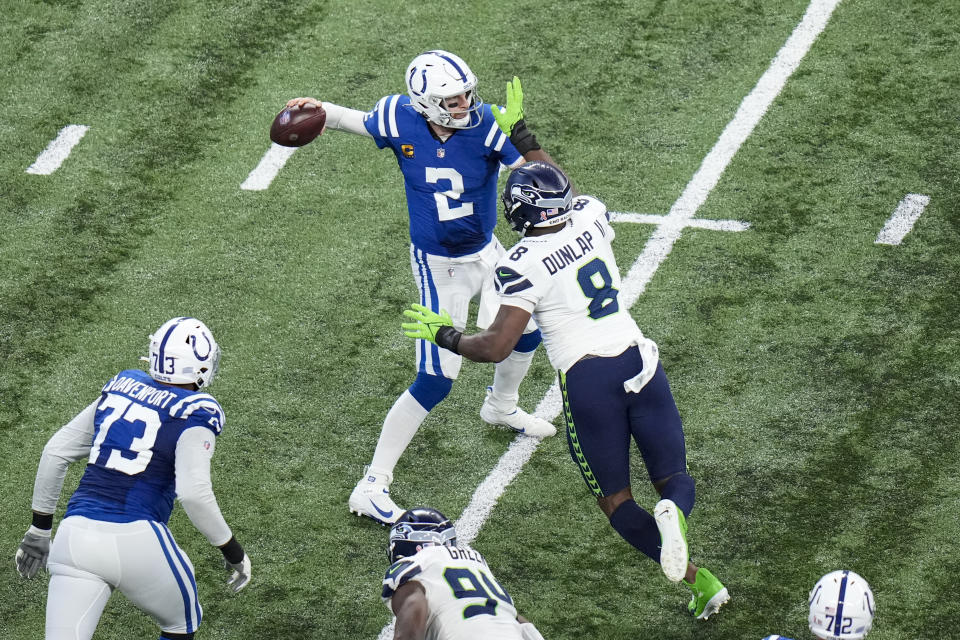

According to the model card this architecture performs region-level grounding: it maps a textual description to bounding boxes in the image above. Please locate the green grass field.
[2,1,958,639]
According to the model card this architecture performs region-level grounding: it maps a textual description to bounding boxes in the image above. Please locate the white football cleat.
[480,387,556,438]
[654,498,689,583]
[349,469,402,525]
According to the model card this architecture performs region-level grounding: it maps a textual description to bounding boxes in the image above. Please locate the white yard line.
[25,125,89,175]
[240,143,298,190]
[378,2,842,635]
[875,194,930,245]
[610,211,751,232]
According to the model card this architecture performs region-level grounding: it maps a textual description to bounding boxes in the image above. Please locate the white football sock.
[488,348,536,412]
[368,390,429,477]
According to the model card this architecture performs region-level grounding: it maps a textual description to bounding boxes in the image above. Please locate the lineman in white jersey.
[14,317,251,640]
[285,51,559,525]
[382,507,547,640]
[403,162,730,619]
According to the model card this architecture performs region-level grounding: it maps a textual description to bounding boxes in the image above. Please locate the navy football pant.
[560,345,688,498]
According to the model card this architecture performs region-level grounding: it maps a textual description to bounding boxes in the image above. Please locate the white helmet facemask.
[405,50,484,129]
[809,570,875,640]
[143,317,221,388]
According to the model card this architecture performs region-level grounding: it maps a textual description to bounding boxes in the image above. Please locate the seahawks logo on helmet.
[387,507,457,564]
[502,162,574,235]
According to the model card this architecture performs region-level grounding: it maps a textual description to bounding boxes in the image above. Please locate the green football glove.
[402,304,453,344]
[492,76,525,135]
[402,304,462,352]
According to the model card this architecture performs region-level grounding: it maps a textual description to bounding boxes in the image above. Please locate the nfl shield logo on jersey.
[437,148,445,158]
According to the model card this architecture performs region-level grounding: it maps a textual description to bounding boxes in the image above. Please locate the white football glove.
[16,526,51,579]
[226,553,251,593]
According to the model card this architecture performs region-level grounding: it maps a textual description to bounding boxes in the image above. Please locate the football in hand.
[270,103,327,147]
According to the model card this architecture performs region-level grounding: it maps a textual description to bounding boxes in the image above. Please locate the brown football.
[270,103,327,147]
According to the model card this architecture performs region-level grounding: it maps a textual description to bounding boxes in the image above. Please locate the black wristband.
[32,512,53,531]
[435,326,462,354]
[219,536,245,565]
[510,119,541,155]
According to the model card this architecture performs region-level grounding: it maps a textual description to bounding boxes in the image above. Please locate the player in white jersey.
[14,317,251,640]
[403,162,730,619]
[382,507,547,640]
[284,51,559,525]
[762,570,875,640]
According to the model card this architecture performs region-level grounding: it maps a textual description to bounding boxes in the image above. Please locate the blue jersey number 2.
[443,567,513,618]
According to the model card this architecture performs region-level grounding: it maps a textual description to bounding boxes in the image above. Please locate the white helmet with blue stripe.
[405,50,483,129]
[145,317,221,388]
[809,570,875,640]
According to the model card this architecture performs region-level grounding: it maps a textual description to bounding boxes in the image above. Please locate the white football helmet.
[809,570,875,640]
[405,50,484,129]
[144,317,221,388]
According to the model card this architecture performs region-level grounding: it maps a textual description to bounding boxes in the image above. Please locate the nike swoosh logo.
[498,271,513,278]
[370,499,394,518]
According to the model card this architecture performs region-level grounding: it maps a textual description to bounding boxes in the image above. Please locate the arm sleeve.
[175,426,233,546]
[31,400,98,514]
[321,101,372,137]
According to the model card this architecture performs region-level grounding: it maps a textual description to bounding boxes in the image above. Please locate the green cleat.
[685,568,729,620]
[654,499,689,582]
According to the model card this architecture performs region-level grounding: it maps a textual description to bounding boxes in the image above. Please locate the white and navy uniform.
[493,196,687,496]
[363,96,534,381]
[32,369,232,640]
[382,545,523,640]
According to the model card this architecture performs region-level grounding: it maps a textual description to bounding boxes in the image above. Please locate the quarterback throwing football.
[285,50,559,525]
[403,162,729,618]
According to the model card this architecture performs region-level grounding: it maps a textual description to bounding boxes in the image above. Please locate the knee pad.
[408,372,454,411]
[513,329,542,353]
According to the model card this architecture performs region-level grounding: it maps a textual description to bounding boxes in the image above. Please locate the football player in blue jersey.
[762,570,875,640]
[15,317,251,640]
[285,50,559,525]
[402,162,729,619]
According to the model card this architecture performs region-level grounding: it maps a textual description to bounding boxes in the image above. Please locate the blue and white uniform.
[382,545,523,640]
[363,95,530,381]
[32,369,233,640]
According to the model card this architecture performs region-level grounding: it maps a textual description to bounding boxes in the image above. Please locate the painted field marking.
[875,194,930,245]
[240,143,298,191]
[25,125,89,175]
[377,1,843,636]
[610,211,751,232]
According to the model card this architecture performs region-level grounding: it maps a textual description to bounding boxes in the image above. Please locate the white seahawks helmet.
[144,317,221,388]
[405,50,483,129]
[809,570,875,640]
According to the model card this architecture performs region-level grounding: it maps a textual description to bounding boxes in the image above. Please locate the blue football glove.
[492,76,525,135]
